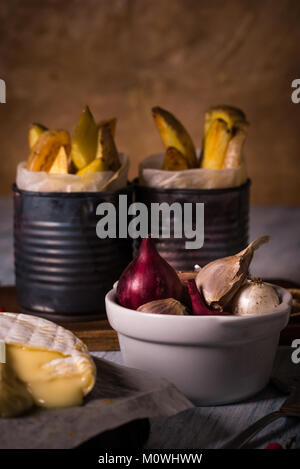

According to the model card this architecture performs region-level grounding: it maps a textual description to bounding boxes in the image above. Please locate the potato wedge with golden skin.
[67,160,77,174]
[77,158,108,175]
[162,147,189,171]
[96,125,121,172]
[97,117,117,138]
[49,146,69,174]
[27,130,71,172]
[28,123,48,149]
[222,121,249,169]
[204,105,246,136]
[201,119,231,169]
[71,106,98,170]
[152,106,197,169]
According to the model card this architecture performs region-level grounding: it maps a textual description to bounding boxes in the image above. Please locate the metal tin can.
[133,180,250,271]
[13,185,133,321]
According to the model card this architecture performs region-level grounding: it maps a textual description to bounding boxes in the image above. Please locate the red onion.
[265,443,284,449]
[116,236,184,310]
[187,279,230,316]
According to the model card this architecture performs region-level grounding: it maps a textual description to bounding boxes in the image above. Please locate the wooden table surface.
[1,197,300,448]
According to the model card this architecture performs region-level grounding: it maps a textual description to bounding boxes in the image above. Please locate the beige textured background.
[0,0,299,203]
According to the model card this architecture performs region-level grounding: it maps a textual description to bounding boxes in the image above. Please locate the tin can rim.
[134,178,251,195]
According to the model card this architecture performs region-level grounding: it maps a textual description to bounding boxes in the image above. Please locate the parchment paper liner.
[16,153,129,193]
[139,152,247,189]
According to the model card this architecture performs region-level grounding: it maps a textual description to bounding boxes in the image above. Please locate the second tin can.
[133,180,250,271]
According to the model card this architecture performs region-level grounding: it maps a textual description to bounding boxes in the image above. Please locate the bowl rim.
[106,283,292,325]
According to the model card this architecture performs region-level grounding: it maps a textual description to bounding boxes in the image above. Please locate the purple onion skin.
[116,237,184,310]
[187,279,230,316]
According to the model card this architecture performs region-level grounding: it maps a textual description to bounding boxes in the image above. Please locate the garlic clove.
[187,279,231,316]
[195,236,270,310]
[137,298,189,315]
[231,279,280,316]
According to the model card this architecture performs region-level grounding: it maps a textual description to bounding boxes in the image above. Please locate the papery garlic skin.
[231,281,279,316]
[195,236,270,310]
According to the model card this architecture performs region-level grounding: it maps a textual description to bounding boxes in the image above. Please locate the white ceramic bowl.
[105,284,292,405]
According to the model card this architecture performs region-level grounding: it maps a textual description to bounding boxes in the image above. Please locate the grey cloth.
[95,348,300,449]
[0,357,193,449]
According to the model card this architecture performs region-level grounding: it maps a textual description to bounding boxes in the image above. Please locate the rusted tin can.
[133,180,250,271]
[13,184,133,321]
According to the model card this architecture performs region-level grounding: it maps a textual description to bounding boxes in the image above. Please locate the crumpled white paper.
[0,357,193,449]
[139,152,248,189]
[16,153,129,193]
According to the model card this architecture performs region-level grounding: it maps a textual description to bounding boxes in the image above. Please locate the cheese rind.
[0,313,96,413]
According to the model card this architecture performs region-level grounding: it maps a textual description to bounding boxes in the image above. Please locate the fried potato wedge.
[96,125,121,172]
[201,119,231,169]
[97,117,117,138]
[152,106,197,169]
[222,121,249,168]
[77,158,109,175]
[71,106,98,170]
[204,105,246,136]
[27,130,71,172]
[162,146,189,171]
[28,123,48,149]
[49,146,69,174]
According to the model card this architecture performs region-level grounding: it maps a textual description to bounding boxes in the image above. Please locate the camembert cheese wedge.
[0,312,96,417]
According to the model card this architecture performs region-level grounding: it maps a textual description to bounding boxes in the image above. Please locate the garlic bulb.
[195,236,270,311]
[137,298,188,315]
[231,279,279,316]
